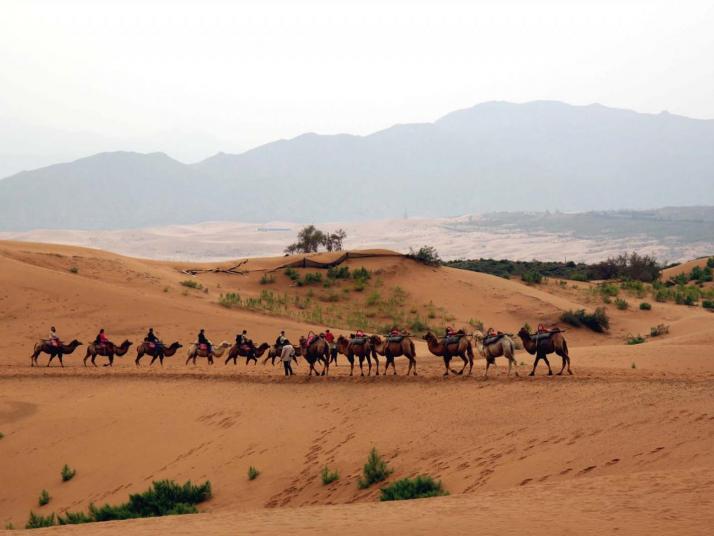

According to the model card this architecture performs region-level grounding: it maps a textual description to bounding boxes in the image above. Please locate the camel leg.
[359,355,365,377]
[485,359,491,378]
[91,355,98,367]
[159,356,164,366]
[349,355,354,376]
[556,353,567,375]
[224,355,231,365]
[443,356,450,376]
[185,355,191,366]
[457,354,468,375]
[543,355,553,375]
[529,354,540,376]
[47,354,54,367]
[58,354,64,367]
[83,353,89,367]
[374,355,380,376]
[150,355,158,366]
[135,352,142,366]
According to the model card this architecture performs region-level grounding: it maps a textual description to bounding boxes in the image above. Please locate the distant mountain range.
[2,100,714,230]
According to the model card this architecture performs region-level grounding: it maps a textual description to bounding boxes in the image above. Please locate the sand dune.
[1,240,712,534]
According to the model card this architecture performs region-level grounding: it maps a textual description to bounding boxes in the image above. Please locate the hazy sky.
[1,0,713,176]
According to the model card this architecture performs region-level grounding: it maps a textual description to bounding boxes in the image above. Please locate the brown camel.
[84,340,132,367]
[226,342,270,365]
[299,335,330,376]
[369,334,417,375]
[185,341,231,365]
[423,332,474,376]
[473,331,519,377]
[336,335,377,376]
[135,341,183,366]
[517,327,572,376]
[31,339,83,367]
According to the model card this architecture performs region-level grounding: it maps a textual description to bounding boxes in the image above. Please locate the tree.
[284,226,347,254]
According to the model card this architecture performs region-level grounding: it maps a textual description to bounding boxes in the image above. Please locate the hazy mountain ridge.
[2,101,713,230]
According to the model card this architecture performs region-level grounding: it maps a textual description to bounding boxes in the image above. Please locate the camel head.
[337,335,349,344]
[169,342,183,350]
[257,342,270,352]
[299,336,307,348]
[119,340,133,348]
[369,334,382,344]
[423,332,437,344]
[68,339,83,347]
[517,327,530,339]
[218,341,231,349]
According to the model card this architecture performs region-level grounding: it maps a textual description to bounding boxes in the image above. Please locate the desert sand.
[1,240,713,534]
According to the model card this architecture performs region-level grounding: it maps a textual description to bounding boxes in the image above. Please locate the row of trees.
[284,225,347,254]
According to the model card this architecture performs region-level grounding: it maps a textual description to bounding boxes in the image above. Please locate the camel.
[336,335,377,376]
[369,334,417,376]
[517,327,572,376]
[423,332,474,376]
[185,341,231,365]
[473,331,518,377]
[84,340,132,367]
[225,341,271,365]
[31,339,83,367]
[299,335,330,376]
[135,341,183,366]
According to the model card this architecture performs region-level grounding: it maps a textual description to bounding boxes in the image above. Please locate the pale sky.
[1,0,713,176]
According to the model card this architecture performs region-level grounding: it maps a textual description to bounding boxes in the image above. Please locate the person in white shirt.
[280,341,296,376]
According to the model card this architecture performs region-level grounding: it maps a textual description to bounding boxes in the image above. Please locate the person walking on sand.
[280,340,295,377]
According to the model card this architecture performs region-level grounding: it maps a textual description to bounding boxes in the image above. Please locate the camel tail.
[563,338,570,358]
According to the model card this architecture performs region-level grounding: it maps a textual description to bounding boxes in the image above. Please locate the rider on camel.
[275,330,287,350]
[145,328,162,350]
[49,326,60,347]
[198,329,212,354]
[95,328,109,348]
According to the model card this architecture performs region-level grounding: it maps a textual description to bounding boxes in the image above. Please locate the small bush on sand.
[248,466,260,481]
[521,270,543,285]
[68,266,79,274]
[284,267,300,281]
[259,274,275,285]
[379,476,448,501]
[560,308,609,332]
[303,272,323,285]
[218,292,241,308]
[366,291,381,306]
[321,466,339,485]
[38,489,51,507]
[352,267,371,282]
[57,511,92,525]
[61,464,76,482]
[615,298,629,310]
[703,300,714,310]
[598,283,619,298]
[353,279,366,292]
[180,279,202,290]
[407,246,441,267]
[626,334,646,345]
[25,512,55,529]
[650,324,669,337]
[639,302,652,310]
[358,448,392,489]
[0,432,4,439]
[327,266,350,279]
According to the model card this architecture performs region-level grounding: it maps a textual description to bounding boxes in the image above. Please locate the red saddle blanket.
[199,343,208,351]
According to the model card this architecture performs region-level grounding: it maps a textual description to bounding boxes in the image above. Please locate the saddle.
[443,335,463,345]
[483,333,504,346]
[240,344,251,353]
[350,337,368,345]
[530,329,563,342]
[199,343,208,351]
[387,335,404,343]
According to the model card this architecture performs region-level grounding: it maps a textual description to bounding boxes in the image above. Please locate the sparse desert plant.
[703,300,714,310]
[615,298,629,310]
[218,292,241,308]
[163,287,169,293]
[0,432,4,439]
[327,266,350,279]
[650,324,670,337]
[38,489,51,507]
[321,466,339,485]
[639,302,652,310]
[68,266,79,274]
[352,266,371,282]
[180,279,202,290]
[379,476,448,501]
[598,282,619,298]
[61,464,76,482]
[57,511,92,525]
[366,290,381,306]
[5,521,15,529]
[631,362,637,369]
[25,512,55,529]
[303,272,323,285]
[358,448,393,489]
[521,270,543,285]
[407,246,441,266]
[353,279,366,292]
[259,274,275,285]
[560,308,609,332]
[626,334,646,345]
[248,466,260,481]
[468,318,484,331]
[284,267,300,281]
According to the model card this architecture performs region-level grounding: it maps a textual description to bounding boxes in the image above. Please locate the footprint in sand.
[520,478,532,486]
[578,465,597,474]
[559,468,572,475]
[606,458,620,466]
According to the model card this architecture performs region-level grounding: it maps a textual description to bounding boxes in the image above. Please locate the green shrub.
[38,489,50,507]
[57,511,92,525]
[302,272,322,285]
[5,522,15,529]
[407,246,441,266]
[248,466,260,481]
[468,318,484,331]
[707,257,714,269]
[218,292,241,308]
[409,317,429,333]
[366,291,382,306]
[180,279,202,290]
[598,283,619,298]
[650,324,669,337]
[61,464,76,482]
[327,266,350,279]
[379,476,448,501]
[626,334,646,345]
[259,274,275,285]
[68,266,79,274]
[703,300,714,310]
[358,448,392,489]
[521,270,543,284]
[639,302,652,310]
[560,308,609,332]
[284,267,300,281]
[654,288,671,302]
[89,480,211,521]
[352,266,371,281]
[321,466,339,485]
[25,512,55,529]
[353,279,366,292]
[615,298,629,310]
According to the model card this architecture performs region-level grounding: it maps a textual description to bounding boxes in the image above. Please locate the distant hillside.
[2,101,714,230]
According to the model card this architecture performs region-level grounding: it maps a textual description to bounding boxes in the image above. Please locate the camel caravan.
[29,323,572,378]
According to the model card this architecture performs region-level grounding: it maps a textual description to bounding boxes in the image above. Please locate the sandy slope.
[1,241,713,534]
